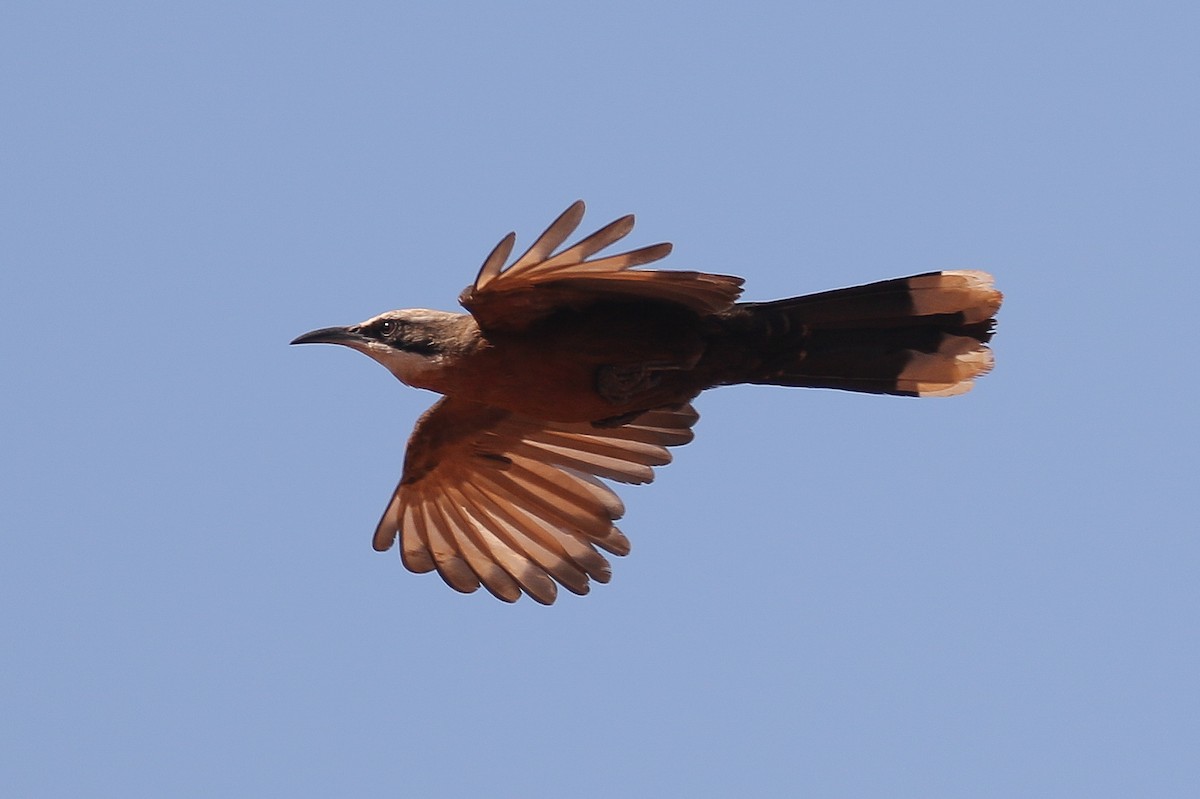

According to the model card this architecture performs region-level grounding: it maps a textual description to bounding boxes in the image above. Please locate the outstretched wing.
[459,200,745,332]
[373,396,699,604]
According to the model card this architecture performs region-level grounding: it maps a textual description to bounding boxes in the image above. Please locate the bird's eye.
[378,320,397,337]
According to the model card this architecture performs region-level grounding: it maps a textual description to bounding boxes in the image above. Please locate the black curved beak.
[289,326,364,346]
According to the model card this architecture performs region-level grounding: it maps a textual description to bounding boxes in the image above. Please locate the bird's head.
[290,308,470,385]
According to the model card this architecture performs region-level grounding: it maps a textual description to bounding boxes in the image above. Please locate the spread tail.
[713,270,1002,397]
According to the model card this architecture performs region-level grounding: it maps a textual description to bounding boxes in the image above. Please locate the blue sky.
[3,1,1198,796]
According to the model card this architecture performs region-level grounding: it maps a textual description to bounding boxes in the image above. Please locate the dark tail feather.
[715,271,1002,397]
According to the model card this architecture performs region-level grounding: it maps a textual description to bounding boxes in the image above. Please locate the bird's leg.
[595,361,687,405]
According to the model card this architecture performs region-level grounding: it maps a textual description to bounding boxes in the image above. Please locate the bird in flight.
[292,202,1001,604]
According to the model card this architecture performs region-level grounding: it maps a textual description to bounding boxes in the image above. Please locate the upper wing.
[373,396,699,604]
[459,200,745,332]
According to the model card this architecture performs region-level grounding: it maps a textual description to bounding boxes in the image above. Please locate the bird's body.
[396,302,705,421]
[293,202,1002,603]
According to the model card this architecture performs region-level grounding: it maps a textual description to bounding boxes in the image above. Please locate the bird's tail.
[712,270,1002,397]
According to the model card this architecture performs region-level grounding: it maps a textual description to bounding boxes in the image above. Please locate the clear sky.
[4,2,1198,796]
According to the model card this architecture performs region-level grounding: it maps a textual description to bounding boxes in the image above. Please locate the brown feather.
[507,200,585,273]
[523,429,673,467]
[480,463,617,539]
[474,469,613,581]
[473,231,516,290]
[457,481,584,600]
[432,490,523,602]
[443,482,554,602]
[412,490,479,593]
[398,499,435,573]
[506,440,657,484]
[460,202,742,332]
[537,214,635,269]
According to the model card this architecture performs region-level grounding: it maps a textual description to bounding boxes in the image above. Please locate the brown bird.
[292,201,1001,604]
